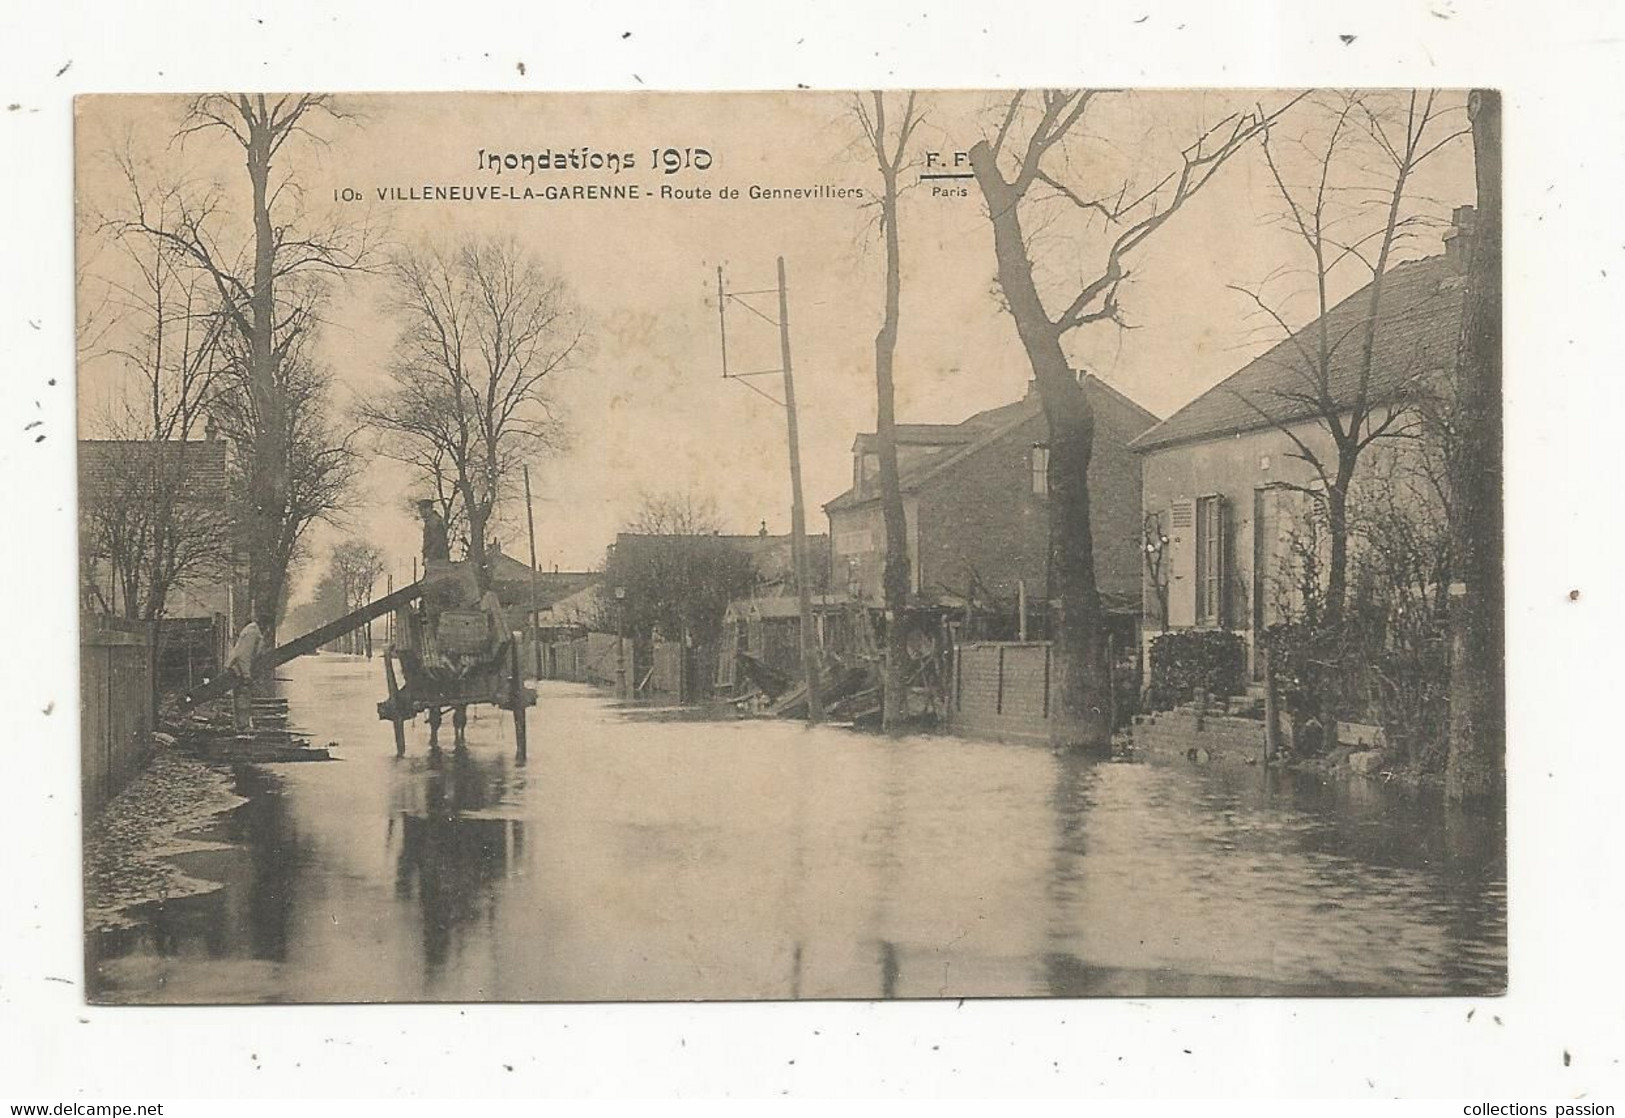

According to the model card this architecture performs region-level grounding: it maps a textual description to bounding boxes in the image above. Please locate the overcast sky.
[75,90,1475,602]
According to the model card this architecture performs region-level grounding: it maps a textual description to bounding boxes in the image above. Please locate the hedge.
[1147,629,1247,710]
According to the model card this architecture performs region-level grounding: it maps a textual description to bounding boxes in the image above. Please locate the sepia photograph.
[72,87,1505,1006]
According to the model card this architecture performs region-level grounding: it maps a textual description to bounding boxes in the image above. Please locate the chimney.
[204,415,217,442]
[1444,204,1476,274]
[1025,377,1038,398]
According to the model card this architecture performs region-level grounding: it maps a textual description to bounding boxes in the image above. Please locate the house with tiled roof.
[1130,208,1474,675]
[484,547,599,633]
[78,435,240,623]
[79,433,245,693]
[823,373,1159,620]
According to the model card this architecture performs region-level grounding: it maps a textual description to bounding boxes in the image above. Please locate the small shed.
[716,594,850,690]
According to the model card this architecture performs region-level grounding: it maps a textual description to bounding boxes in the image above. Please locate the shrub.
[1147,629,1246,710]
[1261,618,1448,768]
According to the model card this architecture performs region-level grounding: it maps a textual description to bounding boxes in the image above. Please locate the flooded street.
[89,655,1505,1003]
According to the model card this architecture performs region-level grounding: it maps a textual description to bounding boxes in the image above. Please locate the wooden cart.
[375,568,536,756]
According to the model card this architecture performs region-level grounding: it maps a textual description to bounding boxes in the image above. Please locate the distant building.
[607,530,830,606]
[77,435,242,624]
[79,433,244,691]
[1130,211,1474,676]
[822,373,1159,619]
[483,547,598,634]
[602,529,831,694]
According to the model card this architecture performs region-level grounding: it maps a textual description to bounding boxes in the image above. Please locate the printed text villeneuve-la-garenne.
[335,146,865,203]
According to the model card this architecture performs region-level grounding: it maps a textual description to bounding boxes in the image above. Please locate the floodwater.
[87,655,1505,1002]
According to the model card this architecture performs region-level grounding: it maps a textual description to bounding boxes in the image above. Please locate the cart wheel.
[384,653,407,756]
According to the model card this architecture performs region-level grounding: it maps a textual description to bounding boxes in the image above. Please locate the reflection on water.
[88,656,1505,1003]
[391,746,526,973]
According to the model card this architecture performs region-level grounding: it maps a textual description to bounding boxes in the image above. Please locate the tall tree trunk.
[970,147,1111,752]
[1445,90,1504,802]
[461,479,490,592]
[1325,450,1357,627]
[874,161,912,732]
[245,105,288,649]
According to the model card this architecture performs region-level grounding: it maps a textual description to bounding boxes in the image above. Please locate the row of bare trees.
[82,96,369,641]
[83,94,583,649]
[851,90,1299,743]
[848,89,1500,797]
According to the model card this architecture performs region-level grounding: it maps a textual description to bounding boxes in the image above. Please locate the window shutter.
[1167,499,1196,628]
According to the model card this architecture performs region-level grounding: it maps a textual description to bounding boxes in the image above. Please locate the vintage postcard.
[74,89,1504,1004]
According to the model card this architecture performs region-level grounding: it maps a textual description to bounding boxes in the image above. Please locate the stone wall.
[1132,706,1271,764]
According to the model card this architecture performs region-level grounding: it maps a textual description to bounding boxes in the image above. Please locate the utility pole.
[715,260,824,722]
[776,257,823,723]
[523,463,541,679]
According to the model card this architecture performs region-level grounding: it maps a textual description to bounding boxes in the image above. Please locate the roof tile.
[1131,255,1466,451]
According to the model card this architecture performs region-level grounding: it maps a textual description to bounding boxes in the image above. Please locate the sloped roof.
[486,548,597,607]
[1130,254,1466,452]
[852,424,979,454]
[536,581,605,626]
[825,375,1159,513]
[78,439,229,505]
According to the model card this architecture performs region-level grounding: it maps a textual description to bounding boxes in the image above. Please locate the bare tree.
[81,442,234,622]
[362,237,583,592]
[624,490,727,536]
[1228,90,1469,626]
[80,164,233,622]
[600,492,757,651]
[118,93,375,643]
[1445,89,1503,802]
[209,326,362,629]
[1142,510,1171,634]
[967,90,1298,751]
[853,90,923,731]
[329,540,387,655]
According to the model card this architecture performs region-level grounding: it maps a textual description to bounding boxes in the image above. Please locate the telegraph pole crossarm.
[714,258,824,723]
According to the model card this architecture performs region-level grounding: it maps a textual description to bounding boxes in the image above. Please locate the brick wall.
[916,399,1149,607]
[949,641,1051,743]
[916,415,1050,602]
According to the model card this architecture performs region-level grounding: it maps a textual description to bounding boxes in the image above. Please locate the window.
[1195,494,1225,627]
[1031,444,1049,496]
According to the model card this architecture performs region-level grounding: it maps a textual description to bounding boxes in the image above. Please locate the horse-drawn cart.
[376,564,536,755]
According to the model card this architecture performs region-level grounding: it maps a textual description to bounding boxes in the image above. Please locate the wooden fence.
[81,617,156,815]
